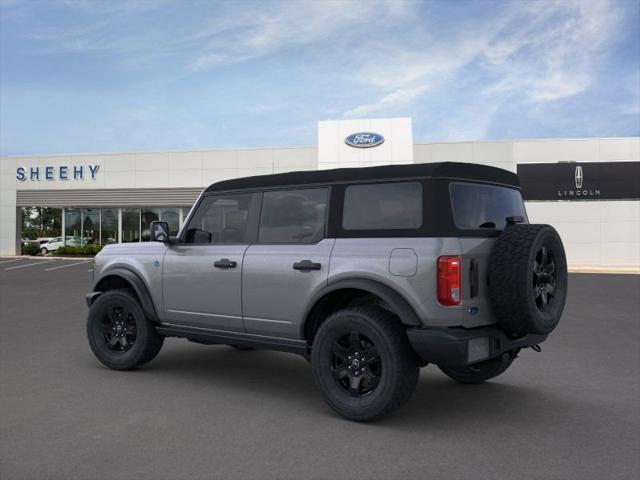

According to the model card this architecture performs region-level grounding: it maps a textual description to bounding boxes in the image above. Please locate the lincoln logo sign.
[345,132,385,148]
[16,164,100,182]
[574,166,583,189]
[517,162,640,201]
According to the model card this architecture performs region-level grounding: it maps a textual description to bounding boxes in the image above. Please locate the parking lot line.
[45,260,92,271]
[5,260,56,270]
[0,258,24,265]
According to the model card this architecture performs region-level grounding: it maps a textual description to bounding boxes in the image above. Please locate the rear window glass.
[343,182,422,230]
[449,182,527,230]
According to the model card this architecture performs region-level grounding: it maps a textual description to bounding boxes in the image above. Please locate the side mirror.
[150,221,170,242]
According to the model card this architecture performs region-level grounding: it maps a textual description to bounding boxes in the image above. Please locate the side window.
[258,188,328,244]
[184,193,257,244]
[343,182,422,230]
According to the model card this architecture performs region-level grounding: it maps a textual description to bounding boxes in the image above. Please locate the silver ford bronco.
[86,162,567,421]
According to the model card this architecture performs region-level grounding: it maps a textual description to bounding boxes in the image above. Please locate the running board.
[156,324,309,357]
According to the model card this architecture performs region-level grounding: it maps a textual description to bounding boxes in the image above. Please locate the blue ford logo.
[345,132,385,148]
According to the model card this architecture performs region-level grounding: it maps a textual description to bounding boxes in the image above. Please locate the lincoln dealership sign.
[345,132,385,148]
[16,164,100,182]
[517,162,640,201]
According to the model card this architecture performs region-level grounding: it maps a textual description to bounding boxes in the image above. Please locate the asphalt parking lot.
[0,257,638,480]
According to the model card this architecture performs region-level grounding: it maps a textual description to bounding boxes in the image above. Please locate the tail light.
[438,256,461,306]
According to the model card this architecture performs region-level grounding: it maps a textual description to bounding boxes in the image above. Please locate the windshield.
[449,182,527,230]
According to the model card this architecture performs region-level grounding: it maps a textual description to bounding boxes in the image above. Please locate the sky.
[0,0,639,155]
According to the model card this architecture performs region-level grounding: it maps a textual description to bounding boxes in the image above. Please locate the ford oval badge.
[345,132,385,148]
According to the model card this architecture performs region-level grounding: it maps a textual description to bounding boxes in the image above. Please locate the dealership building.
[1,118,638,269]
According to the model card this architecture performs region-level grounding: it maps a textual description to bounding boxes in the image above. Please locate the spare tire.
[488,224,567,337]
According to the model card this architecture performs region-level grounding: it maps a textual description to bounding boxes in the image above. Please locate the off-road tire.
[488,224,567,337]
[87,289,164,370]
[439,354,515,384]
[311,307,419,422]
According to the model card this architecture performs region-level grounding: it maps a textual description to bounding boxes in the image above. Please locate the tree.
[21,207,62,239]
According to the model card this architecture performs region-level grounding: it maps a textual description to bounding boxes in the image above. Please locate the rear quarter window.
[449,182,527,230]
[342,182,422,230]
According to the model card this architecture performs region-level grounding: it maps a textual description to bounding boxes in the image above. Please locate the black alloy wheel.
[100,305,137,352]
[311,307,419,422]
[331,332,382,398]
[532,246,556,312]
[87,289,164,370]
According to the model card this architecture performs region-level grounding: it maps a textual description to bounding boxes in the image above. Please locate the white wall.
[0,158,18,256]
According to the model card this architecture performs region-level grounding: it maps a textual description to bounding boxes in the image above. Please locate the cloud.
[1,0,637,154]
[341,0,625,130]
[189,1,414,71]
[344,85,429,118]
[482,0,622,102]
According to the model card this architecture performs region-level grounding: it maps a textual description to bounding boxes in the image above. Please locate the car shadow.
[127,342,579,427]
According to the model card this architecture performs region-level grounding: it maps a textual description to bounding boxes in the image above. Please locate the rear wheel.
[439,354,514,384]
[87,289,164,370]
[311,307,419,422]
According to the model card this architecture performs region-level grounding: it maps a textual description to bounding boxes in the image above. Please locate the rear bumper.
[406,326,547,367]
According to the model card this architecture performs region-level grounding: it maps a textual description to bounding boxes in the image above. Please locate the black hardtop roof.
[204,161,519,193]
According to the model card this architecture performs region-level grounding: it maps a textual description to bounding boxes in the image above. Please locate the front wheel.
[438,354,515,384]
[87,289,164,370]
[311,307,419,422]
[40,247,48,255]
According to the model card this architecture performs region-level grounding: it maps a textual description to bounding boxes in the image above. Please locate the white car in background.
[40,237,80,255]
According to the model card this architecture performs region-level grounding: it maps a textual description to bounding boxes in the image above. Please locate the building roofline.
[2,136,637,159]
[0,145,317,159]
[413,136,640,146]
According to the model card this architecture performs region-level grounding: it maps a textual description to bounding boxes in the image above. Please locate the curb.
[568,267,640,275]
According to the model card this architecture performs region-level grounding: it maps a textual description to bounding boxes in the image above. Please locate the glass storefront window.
[64,208,82,246]
[82,208,100,245]
[160,208,180,236]
[60,206,189,244]
[101,209,118,244]
[141,208,160,241]
[122,208,140,243]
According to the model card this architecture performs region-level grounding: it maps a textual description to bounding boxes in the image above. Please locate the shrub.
[22,243,41,256]
[56,244,103,256]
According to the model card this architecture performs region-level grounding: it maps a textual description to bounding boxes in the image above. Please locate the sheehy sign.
[517,161,640,201]
[16,164,100,182]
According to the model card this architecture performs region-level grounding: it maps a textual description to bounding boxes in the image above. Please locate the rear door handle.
[293,260,321,271]
[214,258,237,269]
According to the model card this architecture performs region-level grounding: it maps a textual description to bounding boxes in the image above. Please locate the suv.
[40,236,81,254]
[86,162,567,421]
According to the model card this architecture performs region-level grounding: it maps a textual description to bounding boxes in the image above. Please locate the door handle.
[214,258,237,269]
[293,260,321,271]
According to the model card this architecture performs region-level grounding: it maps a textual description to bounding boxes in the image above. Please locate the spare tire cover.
[488,224,568,337]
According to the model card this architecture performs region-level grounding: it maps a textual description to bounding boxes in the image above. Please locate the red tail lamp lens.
[438,256,461,306]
